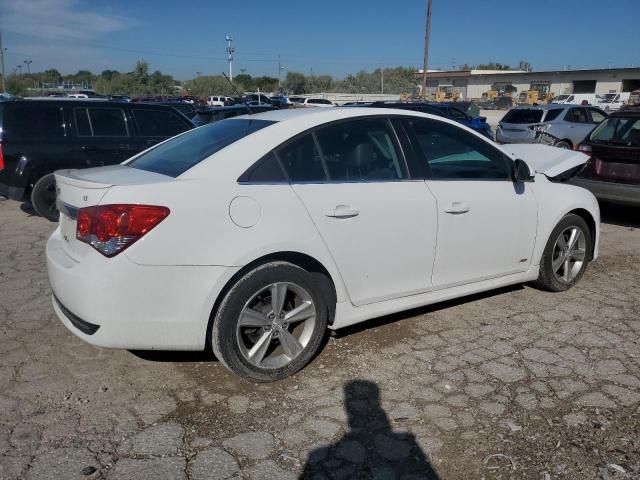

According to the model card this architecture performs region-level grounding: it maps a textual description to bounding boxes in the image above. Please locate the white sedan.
[47,108,599,382]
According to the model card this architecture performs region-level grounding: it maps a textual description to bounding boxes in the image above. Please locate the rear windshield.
[589,117,640,146]
[128,119,274,177]
[502,109,544,124]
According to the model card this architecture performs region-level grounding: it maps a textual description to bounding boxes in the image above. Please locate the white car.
[595,92,631,112]
[299,98,336,107]
[207,96,232,107]
[47,108,599,382]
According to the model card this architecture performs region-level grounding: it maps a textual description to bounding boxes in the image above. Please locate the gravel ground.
[0,199,639,480]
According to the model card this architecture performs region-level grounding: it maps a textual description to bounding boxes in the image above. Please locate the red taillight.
[76,204,170,257]
[0,143,4,171]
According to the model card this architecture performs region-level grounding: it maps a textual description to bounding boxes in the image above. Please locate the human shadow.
[299,380,440,479]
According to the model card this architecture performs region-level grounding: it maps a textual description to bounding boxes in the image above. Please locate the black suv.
[0,99,194,220]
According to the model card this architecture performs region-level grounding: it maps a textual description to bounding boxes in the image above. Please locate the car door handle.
[325,205,359,218]
[81,145,98,152]
[444,202,470,214]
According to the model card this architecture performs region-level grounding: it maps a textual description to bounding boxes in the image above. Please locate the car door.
[282,117,438,306]
[562,107,594,144]
[72,105,133,167]
[402,117,537,289]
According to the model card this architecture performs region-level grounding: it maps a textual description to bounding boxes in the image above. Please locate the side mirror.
[514,159,535,182]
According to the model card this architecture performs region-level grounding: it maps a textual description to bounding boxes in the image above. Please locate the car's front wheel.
[211,262,329,382]
[534,213,592,292]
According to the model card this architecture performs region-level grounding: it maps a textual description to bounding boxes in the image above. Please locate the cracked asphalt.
[1,199,639,480]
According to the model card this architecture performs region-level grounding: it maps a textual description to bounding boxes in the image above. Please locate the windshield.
[553,95,570,102]
[502,109,544,124]
[597,93,616,103]
[128,119,275,177]
[589,117,640,146]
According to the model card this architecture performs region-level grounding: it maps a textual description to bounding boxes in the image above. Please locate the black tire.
[533,213,592,292]
[30,174,59,221]
[554,140,572,149]
[211,261,329,382]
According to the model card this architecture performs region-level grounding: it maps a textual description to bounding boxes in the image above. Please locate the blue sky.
[0,0,638,79]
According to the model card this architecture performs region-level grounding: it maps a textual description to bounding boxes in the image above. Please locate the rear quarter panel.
[99,178,349,302]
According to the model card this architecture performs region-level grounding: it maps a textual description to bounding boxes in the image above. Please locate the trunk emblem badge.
[83,195,88,201]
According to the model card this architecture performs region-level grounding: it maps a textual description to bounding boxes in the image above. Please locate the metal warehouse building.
[416,67,640,101]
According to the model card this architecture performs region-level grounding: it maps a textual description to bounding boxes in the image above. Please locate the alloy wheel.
[552,226,587,283]
[236,282,316,369]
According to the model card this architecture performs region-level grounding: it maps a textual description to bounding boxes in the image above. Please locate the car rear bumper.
[496,129,535,144]
[0,182,25,201]
[570,178,640,206]
[46,227,239,350]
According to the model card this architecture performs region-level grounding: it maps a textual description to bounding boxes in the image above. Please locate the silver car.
[496,105,607,148]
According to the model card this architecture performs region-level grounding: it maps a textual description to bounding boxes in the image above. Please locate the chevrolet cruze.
[47,108,600,382]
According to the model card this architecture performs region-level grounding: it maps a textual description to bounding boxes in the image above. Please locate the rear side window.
[542,109,563,122]
[502,109,543,124]
[239,152,287,183]
[75,107,128,137]
[277,133,326,182]
[129,119,274,177]
[10,106,66,140]
[133,109,190,137]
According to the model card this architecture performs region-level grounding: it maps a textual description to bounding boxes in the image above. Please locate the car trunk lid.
[582,143,640,185]
[55,165,173,260]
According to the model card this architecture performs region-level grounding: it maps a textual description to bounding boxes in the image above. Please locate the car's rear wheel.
[554,140,572,149]
[534,213,592,292]
[211,262,329,382]
[30,173,59,221]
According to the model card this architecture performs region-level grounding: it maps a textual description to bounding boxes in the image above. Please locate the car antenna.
[221,72,253,115]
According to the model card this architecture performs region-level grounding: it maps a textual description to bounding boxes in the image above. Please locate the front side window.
[133,109,190,137]
[129,119,274,177]
[314,118,407,181]
[405,117,510,180]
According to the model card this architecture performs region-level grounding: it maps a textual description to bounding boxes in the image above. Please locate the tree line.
[2,59,527,97]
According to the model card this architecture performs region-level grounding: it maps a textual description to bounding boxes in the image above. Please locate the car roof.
[610,107,640,118]
[512,104,571,110]
[242,106,456,125]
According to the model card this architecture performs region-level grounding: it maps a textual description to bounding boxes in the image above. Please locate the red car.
[572,107,640,206]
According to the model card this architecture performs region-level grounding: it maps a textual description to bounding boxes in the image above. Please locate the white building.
[416,67,640,100]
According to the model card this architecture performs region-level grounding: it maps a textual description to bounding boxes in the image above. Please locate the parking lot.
[1,198,639,479]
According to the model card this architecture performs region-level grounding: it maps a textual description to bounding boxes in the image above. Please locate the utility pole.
[381,67,384,94]
[421,0,433,100]
[24,59,32,74]
[16,64,22,75]
[277,54,284,90]
[0,32,6,92]
[225,35,234,82]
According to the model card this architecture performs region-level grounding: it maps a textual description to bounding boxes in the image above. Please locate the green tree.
[283,71,307,94]
[6,74,31,96]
